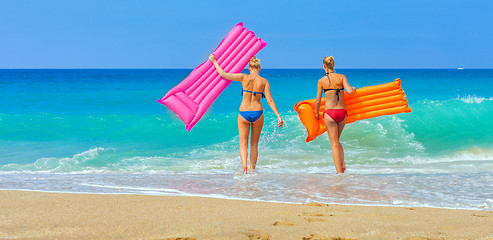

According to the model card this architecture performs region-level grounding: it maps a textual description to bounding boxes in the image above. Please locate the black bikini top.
[323,73,344,101]
[241,88,265,98]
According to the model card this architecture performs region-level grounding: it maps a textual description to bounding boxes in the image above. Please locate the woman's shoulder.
[255,75,268,84]
[335,72,346,78]
[334,73,346,82]
[235,73,248,82]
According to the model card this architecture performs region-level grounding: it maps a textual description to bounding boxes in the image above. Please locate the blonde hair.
[249,56,261,70]
[323,56,335,70]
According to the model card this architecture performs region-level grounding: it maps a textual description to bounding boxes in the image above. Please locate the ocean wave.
[400,97,493,153]
[391,148,493,165]
[349,147,493,174]
[2,97,492,174]
[4,144,491,175]
[0,147,115,173]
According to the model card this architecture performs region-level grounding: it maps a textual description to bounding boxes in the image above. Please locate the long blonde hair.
[323,56,335,70]
[249,56,261,70]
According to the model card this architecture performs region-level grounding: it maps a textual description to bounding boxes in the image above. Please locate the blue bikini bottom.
[239,110,263,123]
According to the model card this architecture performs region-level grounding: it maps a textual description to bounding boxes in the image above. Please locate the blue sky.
[1,1,492,69]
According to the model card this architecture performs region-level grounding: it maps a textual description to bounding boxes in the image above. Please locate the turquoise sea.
[1,69,492,210]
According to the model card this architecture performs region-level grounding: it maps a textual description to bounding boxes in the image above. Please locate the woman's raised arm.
[209,54,245,82]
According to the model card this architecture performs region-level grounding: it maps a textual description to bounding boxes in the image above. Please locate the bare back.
[239,74,267,111]
[319,73,346,109]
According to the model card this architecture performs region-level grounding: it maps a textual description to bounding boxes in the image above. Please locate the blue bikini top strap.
[242,88,265,98]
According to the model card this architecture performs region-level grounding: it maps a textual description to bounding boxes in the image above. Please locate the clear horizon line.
[1,67,491,70]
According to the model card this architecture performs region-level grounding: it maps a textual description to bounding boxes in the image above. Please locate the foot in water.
[342,162,346,173]
[250,164,256,173]
[243,165,248,174]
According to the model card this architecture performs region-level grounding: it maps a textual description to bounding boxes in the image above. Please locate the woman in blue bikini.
[210,54,283,174]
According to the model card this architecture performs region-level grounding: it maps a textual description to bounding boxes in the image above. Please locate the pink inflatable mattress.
[158,23,267,131]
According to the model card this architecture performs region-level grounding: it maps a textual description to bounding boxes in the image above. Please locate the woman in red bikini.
[315,56,356,174]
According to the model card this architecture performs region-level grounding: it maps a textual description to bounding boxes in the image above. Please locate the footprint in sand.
[303,212,328,217]
[472,214,487,217]
[302,212,334,223]
[302,234,328,240]
[245,230,272,240]
[272,221,295,226]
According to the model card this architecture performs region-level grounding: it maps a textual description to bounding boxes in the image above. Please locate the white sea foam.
[479,199,493,209]
[389,115,425,152]
[350,149,493,175]
[79,184,185,194]
[458,95,493,104]
[72,147,114,161]
[2,171,490,210]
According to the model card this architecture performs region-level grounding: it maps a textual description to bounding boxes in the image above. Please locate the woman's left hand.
[277,117,283,129]
[209,54,216,62]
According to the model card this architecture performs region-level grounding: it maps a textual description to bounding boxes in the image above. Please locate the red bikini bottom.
[324,109,347,123]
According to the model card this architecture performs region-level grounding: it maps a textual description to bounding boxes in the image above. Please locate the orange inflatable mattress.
[293,78,411,142]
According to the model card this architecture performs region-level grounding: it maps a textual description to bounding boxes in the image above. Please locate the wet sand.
[1,190,492,239]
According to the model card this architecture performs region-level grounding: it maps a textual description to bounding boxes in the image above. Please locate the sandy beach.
[0,190,491,239]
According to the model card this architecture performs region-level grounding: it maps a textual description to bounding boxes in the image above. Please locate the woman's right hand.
[209,54,216,62]
[315,112,319,120]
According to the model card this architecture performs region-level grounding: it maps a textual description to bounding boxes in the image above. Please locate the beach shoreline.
[1,190,491,239]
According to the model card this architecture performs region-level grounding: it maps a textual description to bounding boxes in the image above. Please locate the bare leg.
[238,114,251,174]
[249,114,264,172]
[339,143,346,173]
[337,119,347,173]
[325,113,344,174]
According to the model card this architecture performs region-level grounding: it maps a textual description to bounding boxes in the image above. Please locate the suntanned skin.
[209,54,283,174]
[315,63,356,174]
